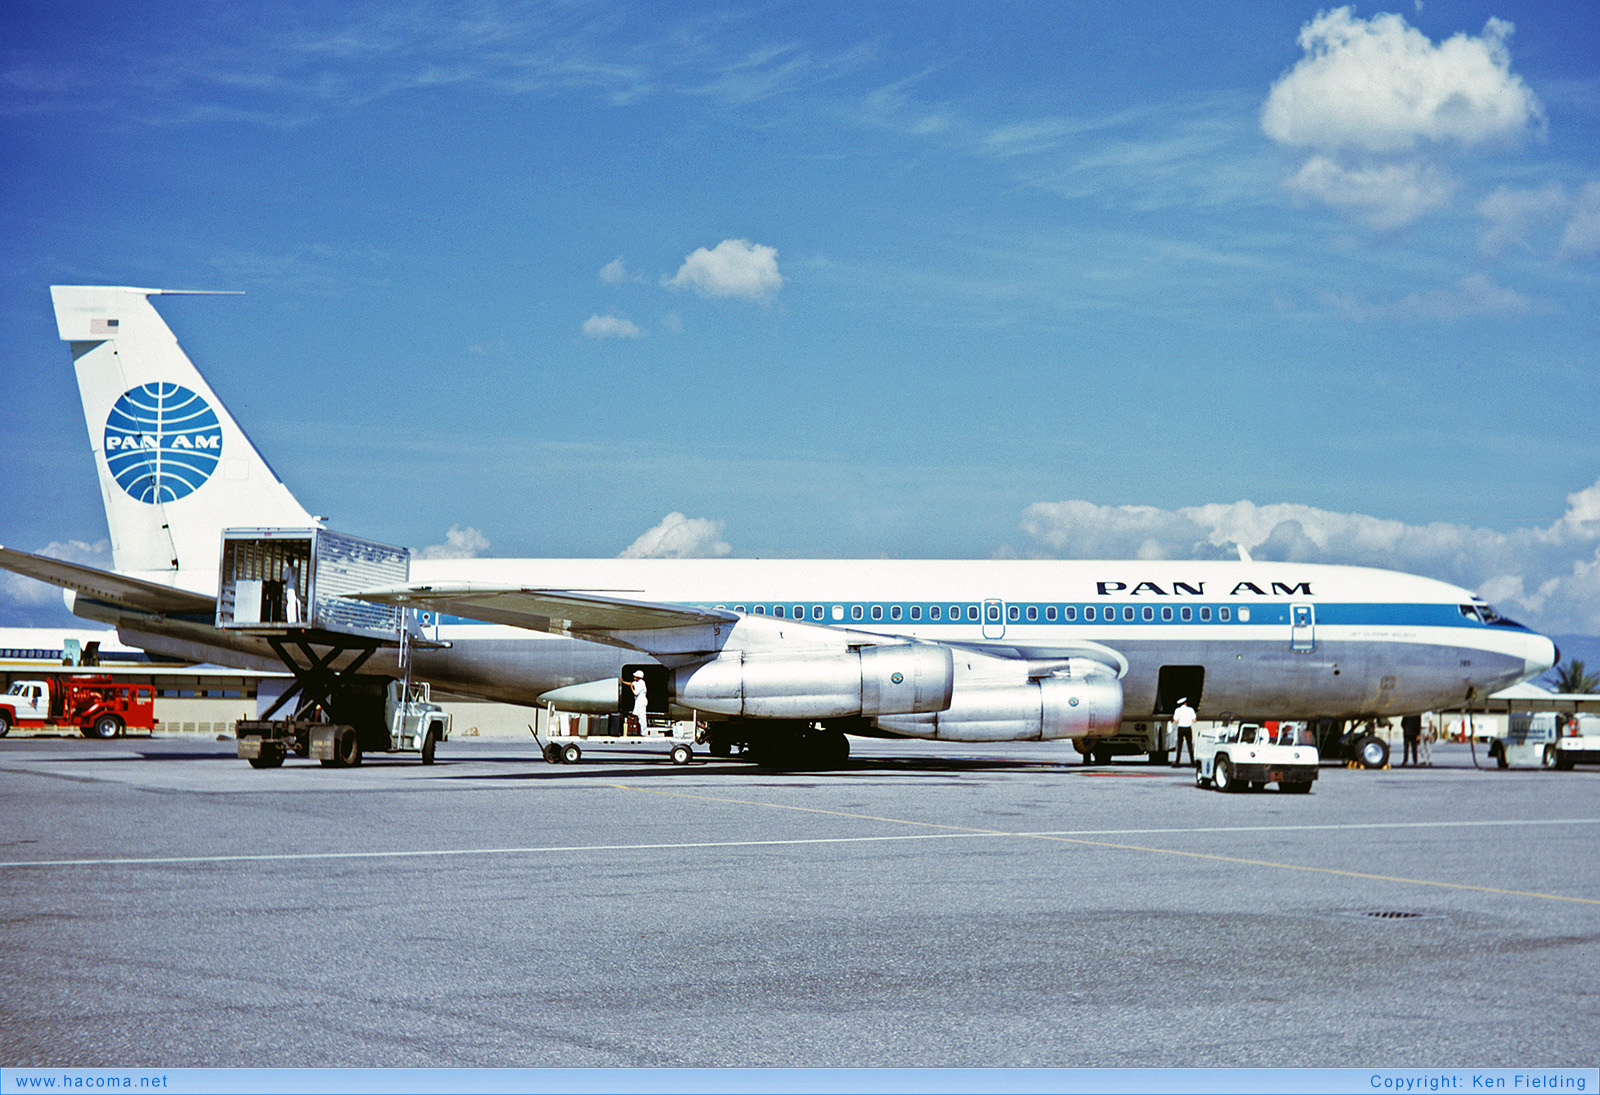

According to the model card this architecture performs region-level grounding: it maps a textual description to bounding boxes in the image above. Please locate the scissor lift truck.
[220,528,449,769]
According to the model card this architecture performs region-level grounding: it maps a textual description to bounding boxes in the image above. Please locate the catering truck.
[1194,721,1319,793]
[0,675,157,738]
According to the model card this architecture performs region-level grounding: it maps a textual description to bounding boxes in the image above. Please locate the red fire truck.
[0,676,158,738]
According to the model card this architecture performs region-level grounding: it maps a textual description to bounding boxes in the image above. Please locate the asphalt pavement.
[1,734,1595,1067]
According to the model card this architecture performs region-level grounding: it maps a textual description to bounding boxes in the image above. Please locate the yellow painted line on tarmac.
[612,783,1600,907]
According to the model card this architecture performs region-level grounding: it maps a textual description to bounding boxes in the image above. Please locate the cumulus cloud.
[1477,183,1569,256]
[416,525,490,560]
[618,513,732,559]
[1262,8,1543,229]
[1020,480,1600,633]
[663,239,783,303]
[599,257,642,284]
[1284,156,1454,230]
[582,314,643,339]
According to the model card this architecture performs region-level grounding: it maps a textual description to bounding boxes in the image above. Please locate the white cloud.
[618,513,731,559]
[582,314,643,339]
[415,525,490,560]
[599,256,642,284]
[663,239,783,303]
[1284,156,1454,230]
[1020,480,1600,633]
[1319,273,1541,321]
[1262,9,1543,154]
[0,539,112,608]
[1262,8,1543,230]
[1559,181,1600,260]
[1477,183,1569,256]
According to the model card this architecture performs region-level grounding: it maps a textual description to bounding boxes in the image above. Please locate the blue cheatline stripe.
[426,601,1529,633]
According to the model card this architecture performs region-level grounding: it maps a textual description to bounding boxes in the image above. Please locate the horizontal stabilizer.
[353,583,736,635]
[0,545,215,616]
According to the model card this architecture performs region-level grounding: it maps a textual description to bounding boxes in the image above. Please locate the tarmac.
[1,734,1596,1067]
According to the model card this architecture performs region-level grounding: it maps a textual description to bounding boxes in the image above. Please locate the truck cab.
[1195,721,1319,794]
[3,680,50,722]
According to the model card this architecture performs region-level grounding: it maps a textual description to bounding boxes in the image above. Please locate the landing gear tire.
[1091,748,1109,766]
[421,729,437,766]
[815,731,850,769]
[669,743,693,766]
[88,714,122,740]
[561,743,582,764]
[1213,757,1236,793]
[1355,734,1390,769]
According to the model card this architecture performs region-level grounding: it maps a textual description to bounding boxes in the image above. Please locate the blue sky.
[3,1,1600,633]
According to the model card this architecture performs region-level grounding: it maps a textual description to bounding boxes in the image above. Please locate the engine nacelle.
[875,661,1124,742]
[672,644,954,719]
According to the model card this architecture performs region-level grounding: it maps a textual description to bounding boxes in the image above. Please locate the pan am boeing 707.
[0,286,1557,766]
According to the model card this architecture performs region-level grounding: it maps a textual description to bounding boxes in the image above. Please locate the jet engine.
[672,643,954,719]
[875,658,1124,742]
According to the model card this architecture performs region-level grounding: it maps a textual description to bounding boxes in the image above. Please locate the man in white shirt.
[1171,698,1197,768]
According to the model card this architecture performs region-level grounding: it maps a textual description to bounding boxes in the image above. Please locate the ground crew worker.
[1171,697,1197,767]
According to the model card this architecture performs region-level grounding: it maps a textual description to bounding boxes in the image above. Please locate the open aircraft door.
[1290,603,1315,653]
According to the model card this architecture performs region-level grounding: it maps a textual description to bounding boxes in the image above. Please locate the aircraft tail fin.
[50,286,314,585]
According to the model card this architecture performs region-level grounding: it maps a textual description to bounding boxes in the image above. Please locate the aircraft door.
[1290,603,1315,652]
[982,599,1005,639]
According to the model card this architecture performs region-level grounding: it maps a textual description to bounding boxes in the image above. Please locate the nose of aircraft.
[1526,632,1558,681]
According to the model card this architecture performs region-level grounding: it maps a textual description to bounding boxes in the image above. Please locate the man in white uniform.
[1171,697,1197,768]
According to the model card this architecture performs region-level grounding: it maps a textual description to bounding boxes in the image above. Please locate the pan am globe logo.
[103,384,224,503]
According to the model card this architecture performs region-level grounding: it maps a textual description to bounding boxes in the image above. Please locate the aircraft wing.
[0,545,215,616]
[352,583,737,636]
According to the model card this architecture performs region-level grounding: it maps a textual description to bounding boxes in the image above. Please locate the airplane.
[0,285,1560,767]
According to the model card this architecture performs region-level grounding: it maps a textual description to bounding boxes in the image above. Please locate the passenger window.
[951,605,962,619]
[1026,606,1037,621]
[967,605,979,621]
[831,605,843,621]
[754,605,766,615]
[735,605,746,613]
[1161,606,1172,621]
[1007,605,1019,622]
[1063,606,1074,621]
[890,605,901,620]
[811,605,821,620]
[1086,606,1096,621]
[910,606,921,621]
[1123,606,1134,621]
[851,605,863,621]
[793,605,804,618]
[1046,606,1057,621]
[987,604,1001,622]
[1200,607,1211,621]
[773,605,785,618]
[931,606,941,620]
[1142,606,1153,621]
[1181,606,1191,622]
[1220,607,1231,621]
[872,605,883,621]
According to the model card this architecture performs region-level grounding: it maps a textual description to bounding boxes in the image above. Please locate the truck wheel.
[561,743,582,764]
[669,743,693,766]
[89,714,122,740]
[320,727,362,768]
[421,729,437,766]
[543,743,563,764]
[1194,766,1210,789]
[0,712,9,737]
[248,749,284,770]
[1213,757,1236,793]
[1541,744,1558,769]
[1355,735,1389,769]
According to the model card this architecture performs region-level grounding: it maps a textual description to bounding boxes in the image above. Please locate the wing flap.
[0,545,215,616]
